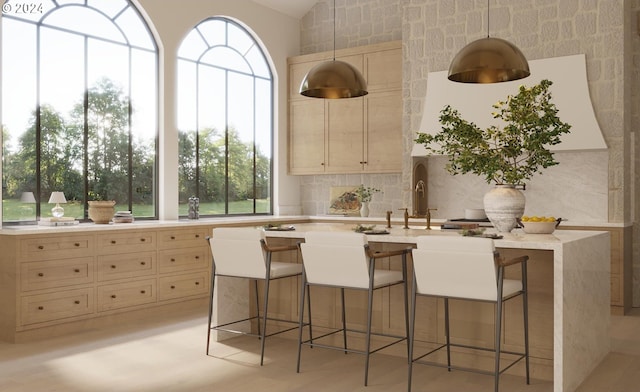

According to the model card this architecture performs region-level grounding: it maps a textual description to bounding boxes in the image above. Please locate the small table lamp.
[48,191,67,218]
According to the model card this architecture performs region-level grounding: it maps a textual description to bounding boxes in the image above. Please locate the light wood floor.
[1,307,639,392]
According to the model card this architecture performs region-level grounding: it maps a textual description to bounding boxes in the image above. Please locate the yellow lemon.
[531,216,541,222]
[546,216,556,222]
[521,216,530,222]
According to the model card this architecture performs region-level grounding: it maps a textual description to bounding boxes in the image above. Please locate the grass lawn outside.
[2,198,270,222]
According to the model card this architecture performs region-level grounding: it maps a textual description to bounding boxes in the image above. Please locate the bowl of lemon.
[518,216,561,234]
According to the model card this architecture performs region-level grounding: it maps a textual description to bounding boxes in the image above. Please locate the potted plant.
[87,192,116,224]
[415,79,571,232]
[354,185,381,217]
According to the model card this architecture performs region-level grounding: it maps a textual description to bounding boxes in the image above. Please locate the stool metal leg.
[341,288,347,353]
[364,271,375,387]
[523,262,530,384]
[444,297,451,371]
[254,280,261,338]
[206,265,216,355]
[407,272,418,392]
[296,271,307,373]
[495,268,505,392]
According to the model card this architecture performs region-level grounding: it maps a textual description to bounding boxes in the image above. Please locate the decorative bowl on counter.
[519,217,561,234]
[464,208,487,220]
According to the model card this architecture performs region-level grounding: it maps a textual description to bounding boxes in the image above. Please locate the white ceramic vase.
[483,185,525,233]
[360,202,369,217]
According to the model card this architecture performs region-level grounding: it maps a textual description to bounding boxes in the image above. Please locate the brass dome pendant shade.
[299,0,368,98]
[448,1,530,83]
[448,37,530,83]
[299,60,368,98]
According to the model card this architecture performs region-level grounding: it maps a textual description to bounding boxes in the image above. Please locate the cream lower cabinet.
[0,225,213,342]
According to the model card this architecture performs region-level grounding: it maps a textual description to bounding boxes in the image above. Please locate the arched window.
[177,17,273,217]
[1,0,158,224]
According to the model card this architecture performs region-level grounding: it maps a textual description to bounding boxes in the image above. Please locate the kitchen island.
[216,223,610,392]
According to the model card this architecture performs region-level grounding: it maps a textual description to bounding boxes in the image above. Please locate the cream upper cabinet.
[288,41,402,175]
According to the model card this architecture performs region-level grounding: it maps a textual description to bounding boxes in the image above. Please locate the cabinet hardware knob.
[140,238,146,242]
[111,295,117,299]
[170,285,176,289]
[74,243,80,247]
[38,245,44,250]
[195,256,199,260]
[111,265,117,269]
[140,290,146,294]
[320,162,324,166]
[38,272,44,277]
[38,306,44,310]
[195,282,200,285]
[140,262,146,266]
[195,234,200,238]
[170,258,176,262]
[111,240,116,244]
[170,236,176,240]
[360,161,364,164]
[74,300,80,304]
[74,269,80,273]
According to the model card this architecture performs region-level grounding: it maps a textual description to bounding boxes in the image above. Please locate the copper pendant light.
[448,1,530,83]
[299,0,368,98]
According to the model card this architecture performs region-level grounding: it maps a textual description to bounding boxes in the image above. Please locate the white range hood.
[412,54,607,157]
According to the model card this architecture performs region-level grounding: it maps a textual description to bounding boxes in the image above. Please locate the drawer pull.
[195,256,200,260]
[140,262,146,266]
[38,272,44,277]
[38,245,44,250]
[170,285,176,289]
[171,236,176,240]
[140,290,146,294]
[74,243,80,247]
[140,238,146,242]
[111,240,117,244]
[195,234,200,238]
[111,295,117,299]
[195,282,200,285]
[74,300,80,304]
[111,265,117,269]
[74,269,80,273]
[170,258,176,262]
[38,306,44,310]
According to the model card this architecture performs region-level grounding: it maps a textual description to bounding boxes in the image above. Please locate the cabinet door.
[364,90,403,173]
[326,97,364,173]
[289,99,326,174]
[365,47,402,92]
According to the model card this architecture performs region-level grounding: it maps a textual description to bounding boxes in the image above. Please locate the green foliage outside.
[2,77,271,223]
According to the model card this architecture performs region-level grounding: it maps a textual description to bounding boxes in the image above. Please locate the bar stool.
[297,231,411,386]
[207,227,302,365]
[408,236,530,392]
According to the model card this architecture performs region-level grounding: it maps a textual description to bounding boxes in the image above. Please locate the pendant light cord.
[486,0,490,38]
[332,0,336,61]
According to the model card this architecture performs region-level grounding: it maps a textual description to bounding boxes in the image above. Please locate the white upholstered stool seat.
[408,235,530,392]
[206,227,303,365]
[297,231,411,386]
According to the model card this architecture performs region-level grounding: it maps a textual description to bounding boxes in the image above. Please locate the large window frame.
[1,0,159,225]
[177,17,274,218]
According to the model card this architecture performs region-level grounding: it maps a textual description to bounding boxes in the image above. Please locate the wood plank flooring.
[1,307,639,391]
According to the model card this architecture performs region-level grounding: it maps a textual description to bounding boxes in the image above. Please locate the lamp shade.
[448,37,530,83]
[48,191,67,204]
[20,192,36,203]
[299,60,368,99]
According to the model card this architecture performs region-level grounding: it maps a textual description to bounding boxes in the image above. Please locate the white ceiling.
[251,0,318,19]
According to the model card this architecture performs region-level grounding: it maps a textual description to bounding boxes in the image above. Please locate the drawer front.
[97,232,156,254]
[157,228,209,250]
[97,251,156,281]
[20,257,94,292]
[158,247,209,274]
[158,272,209,301]
[21,288,94,326]
[21,235,93,261]
[97,279,156,312]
